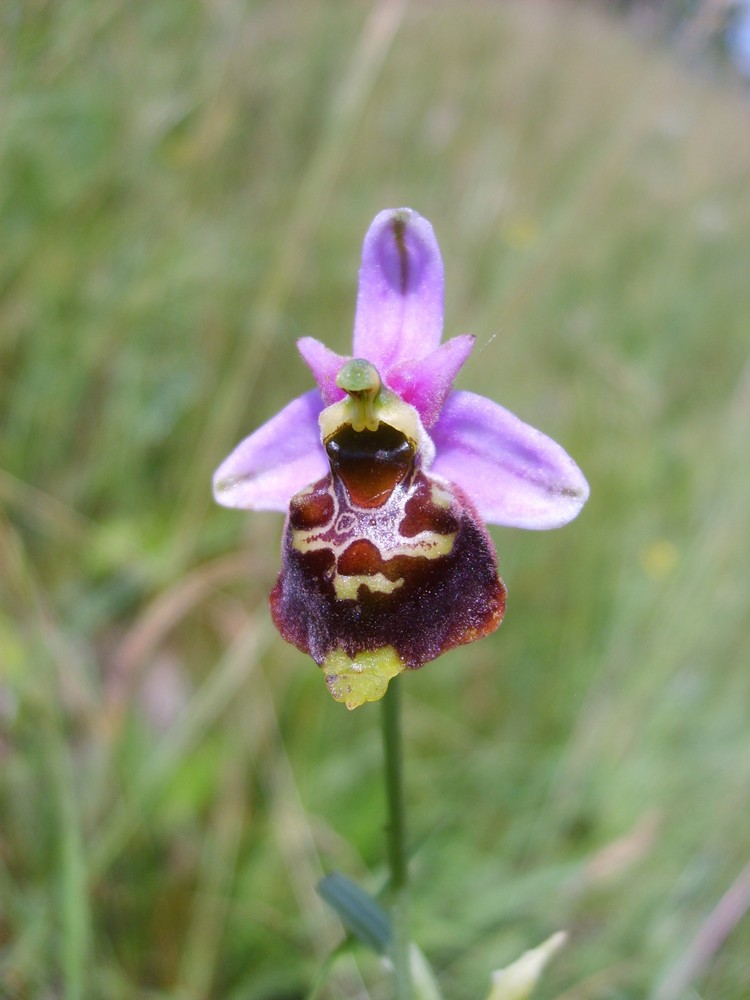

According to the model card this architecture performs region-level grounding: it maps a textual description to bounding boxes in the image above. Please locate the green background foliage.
[2,2,750,997]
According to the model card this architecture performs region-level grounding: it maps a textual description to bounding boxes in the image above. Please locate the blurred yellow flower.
[640,539,679,581]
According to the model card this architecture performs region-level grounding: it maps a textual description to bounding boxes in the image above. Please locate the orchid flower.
[213,208,589,708]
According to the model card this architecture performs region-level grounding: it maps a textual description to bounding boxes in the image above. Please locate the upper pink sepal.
[352,208,445,371]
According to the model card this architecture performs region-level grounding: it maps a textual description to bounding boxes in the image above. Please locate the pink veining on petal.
[387,334,475,428]
[297,337,348,406]
[213,389,327,511]
[352,208,444,371]
[431,390,590,529]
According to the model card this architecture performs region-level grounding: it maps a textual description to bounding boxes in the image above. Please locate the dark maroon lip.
[271,462,505,673]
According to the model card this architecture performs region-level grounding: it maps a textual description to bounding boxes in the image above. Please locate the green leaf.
[317,872,391,955]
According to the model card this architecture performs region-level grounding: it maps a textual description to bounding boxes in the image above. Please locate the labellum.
[270,360,506,709]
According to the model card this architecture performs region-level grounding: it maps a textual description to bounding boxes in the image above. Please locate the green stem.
[381,676,412,1000]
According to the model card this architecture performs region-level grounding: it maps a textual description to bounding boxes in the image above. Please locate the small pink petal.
[213,390,327,511]
[431,391,589,529]
[387,334,475,428]
[297,337,348,405]
[352,208,444,371]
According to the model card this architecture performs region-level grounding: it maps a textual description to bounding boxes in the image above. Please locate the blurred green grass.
[2,1,750,997]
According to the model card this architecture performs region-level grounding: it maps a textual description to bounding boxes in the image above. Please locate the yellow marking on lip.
[323,645,404,709]
[292,527,457,560]
[430,482,453,509]
[333,572,403,601]
[391,531,456,558]
[289,476,458,560]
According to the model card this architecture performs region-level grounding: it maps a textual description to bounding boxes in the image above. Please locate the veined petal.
[297,337,348,406]
[431,391,589,529]
[213,389,327,511]
[352,208,444,370]
[387,334,475,428]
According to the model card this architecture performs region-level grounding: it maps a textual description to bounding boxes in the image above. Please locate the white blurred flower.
[484,931,567,1000]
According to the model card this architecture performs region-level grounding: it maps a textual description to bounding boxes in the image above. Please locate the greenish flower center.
[335,358,382,432]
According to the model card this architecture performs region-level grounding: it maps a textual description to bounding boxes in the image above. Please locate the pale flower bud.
[484,931,567,1000]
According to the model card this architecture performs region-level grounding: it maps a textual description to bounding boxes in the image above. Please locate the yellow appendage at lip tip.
[323,646,405,709]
